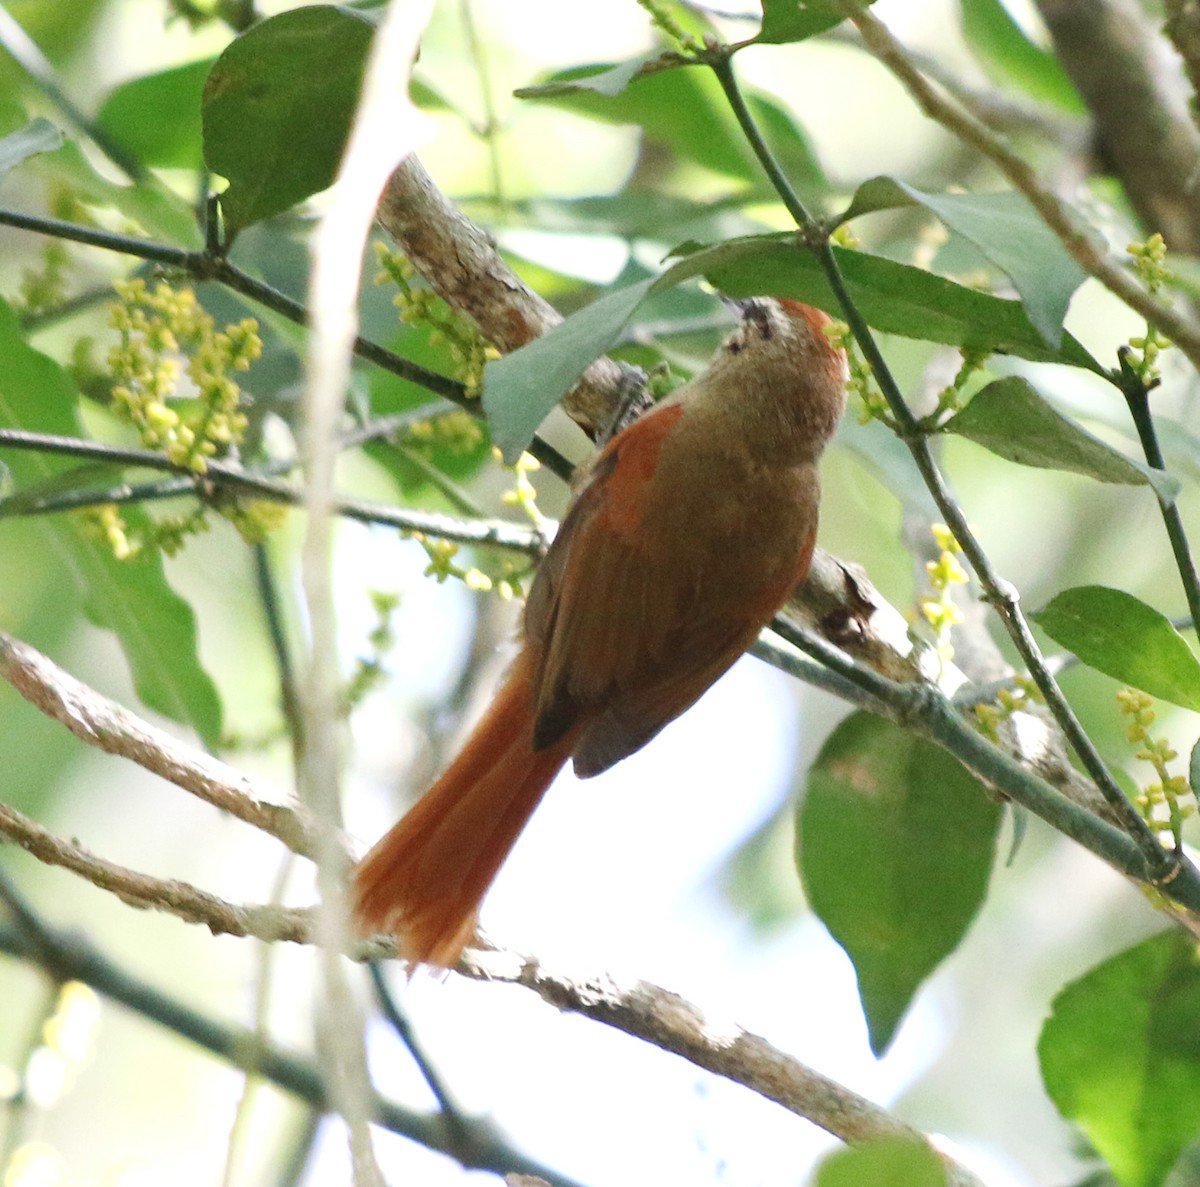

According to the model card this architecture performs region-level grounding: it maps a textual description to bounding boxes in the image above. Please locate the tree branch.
[1164,0,1200,125]
[0,207,576,484]
[457,947,988,1187]
[377,156,651,438]
[0,784,988,1182]
[838,2,1200,374]
[1032,0,1200,254]
[0,821,990,1187]
[0,797,311,940]
[0,628,315,856]
[709,44,1185,886]
[0,429,548,554]
[0,901,583,1187]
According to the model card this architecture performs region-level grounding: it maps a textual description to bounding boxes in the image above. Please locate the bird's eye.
[746,302,773,340]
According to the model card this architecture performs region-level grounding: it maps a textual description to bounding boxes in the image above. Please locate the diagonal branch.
[1033,0,1200,254]
[377,156,650,438]
[457,947,988,1187]
[0,796,311,940]
[839,1,1200,373]
[0,628,315,856]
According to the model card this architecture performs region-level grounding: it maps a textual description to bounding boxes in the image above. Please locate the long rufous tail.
[353,648,572,967]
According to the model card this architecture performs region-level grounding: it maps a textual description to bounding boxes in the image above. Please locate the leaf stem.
[1117,365,1200,635]
[708,50,818,228]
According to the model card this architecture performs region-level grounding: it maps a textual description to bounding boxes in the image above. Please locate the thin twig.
[0,914,582,1187]
[0,798,312,940]
[1116,368,1200,638]
[0,3,148,182]
[821,24,1086,146]
[0,429,548,554]
[838,1,1200,374]
[368,963,472,1144]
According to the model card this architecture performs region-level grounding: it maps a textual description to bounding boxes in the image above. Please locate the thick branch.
[1165,0,1200,124]
[377,156,648,436]
[1033,0,1200,254]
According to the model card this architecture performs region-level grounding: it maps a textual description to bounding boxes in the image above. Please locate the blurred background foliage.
[1,1,1199,1186]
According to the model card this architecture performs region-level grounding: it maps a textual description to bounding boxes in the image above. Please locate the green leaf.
[517,57,827,202]
[483,236,1106,462]
[757,0,880,44]
[960,0,1083,112]
[0,118,63,179]
[0,298,222,747]
[202,5,375,232]
[497,191,761,241]
[814,1139,947,1187]
[799,712,1001,1055]
[672,237,1104,370]
[2,0,107,62]
[38,139,200,247]
[943,378,1180,502]
[484,277,656,462]
[1040,930,1200,1187]
[518,56,663,100]
[1031,586,1200,713]
[1191,739,1200,810]
[841,179,1088,346]
[97,58,214,171]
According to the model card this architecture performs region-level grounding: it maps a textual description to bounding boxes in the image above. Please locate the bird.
[354,297,848,968]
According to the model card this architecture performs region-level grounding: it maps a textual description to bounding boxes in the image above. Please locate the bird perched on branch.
[355,297,848,967]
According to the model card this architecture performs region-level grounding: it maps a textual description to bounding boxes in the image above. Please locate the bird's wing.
[524,402,813,773]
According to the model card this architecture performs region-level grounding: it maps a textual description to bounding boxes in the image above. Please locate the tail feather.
[354,649,573,967]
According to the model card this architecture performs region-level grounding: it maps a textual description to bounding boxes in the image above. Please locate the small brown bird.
[355,298,848,967]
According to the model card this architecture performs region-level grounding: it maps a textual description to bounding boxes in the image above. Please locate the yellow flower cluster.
[500,449,546,530]
[88,280,282,558]
[415,534,522,601]
[823,318,888,426]
[974,678,1041,743]
[342,590,402,713]
[373,243,499,401]
[108,279,261,473]
[1117,686,1194,845]
[920,523,968,666]
[406,408,485,454]
[1124,234,1173,387]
